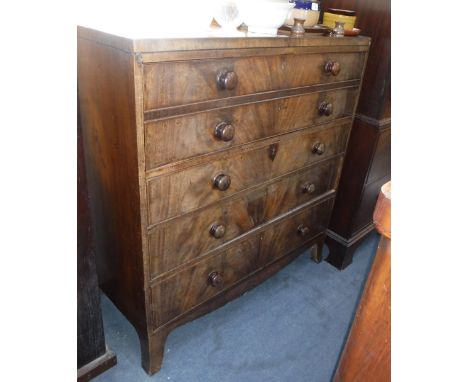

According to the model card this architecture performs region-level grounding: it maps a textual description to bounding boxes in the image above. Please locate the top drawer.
[143,52,366,110]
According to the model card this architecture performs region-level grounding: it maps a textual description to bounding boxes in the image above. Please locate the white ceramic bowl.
[238,0,294,35]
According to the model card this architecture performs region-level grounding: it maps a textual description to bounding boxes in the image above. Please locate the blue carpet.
[94,233,379,382]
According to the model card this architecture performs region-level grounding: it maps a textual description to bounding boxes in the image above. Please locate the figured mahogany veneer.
[151,195,334,328]
[146,122,351,225]
[78,26,369,375]
[149,158,342,278]
[145,87,359,169]
[143,52,366,109]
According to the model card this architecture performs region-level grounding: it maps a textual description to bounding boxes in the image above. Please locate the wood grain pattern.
[147,122,350,225]
[144,81,361,121]
[365,127,390,185]
[135,35,371,55]
[321,0,390,120]
[151,235,261,328]
[77,26,370,54]
[148,157,341,278]
[143,232,326,374]
[151,196,333,328]
[260,197,334,265]
[143,52,366,109]
[78,98,116,378]
[333,182,390,382]
[77,37,147,333]
[145,87,359,169]
[140,45,369,64]
[323,0,391,270]
[78,26,369,375]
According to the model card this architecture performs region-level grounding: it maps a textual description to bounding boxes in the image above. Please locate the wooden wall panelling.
[323,0,391,269]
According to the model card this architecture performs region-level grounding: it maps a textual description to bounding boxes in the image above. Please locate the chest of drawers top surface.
[77,25,369,375]
[78,25,370,53]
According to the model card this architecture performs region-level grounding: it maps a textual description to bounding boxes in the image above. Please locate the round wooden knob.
[217,70,238,90]
[297,224,310,237]
[213,173,231,191]
[214,122,235,141]
[324,61,341,76]
[208,271,223,288]
[210,223,226,239]
[319,102,333,116]
[312,142,325,155]
[302,183,316,194]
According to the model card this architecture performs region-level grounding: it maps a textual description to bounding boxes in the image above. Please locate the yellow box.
[323,11,356,31]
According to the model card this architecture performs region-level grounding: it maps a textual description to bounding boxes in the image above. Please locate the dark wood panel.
[78,350,117,382]
[78,99,107,369]
[323,0,390,269]
[366,127,390,185]
[143,52,366,109]
[145,87,359,169]
[147,123,350,225]
[327,117,379,238]
[321,0,390,120]
[148,158,341,278]
[77,37,147,332]
[352,175,390,235]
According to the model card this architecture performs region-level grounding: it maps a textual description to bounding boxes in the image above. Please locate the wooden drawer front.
[148,158,341,278]
[151,235,260,328]
[145,88,359,170]
[143,52,366,110]
[149,188,265,278]
[260,197,334,265]
[264,157,341,220]
[366,128,391,185]
[147,123,350,225]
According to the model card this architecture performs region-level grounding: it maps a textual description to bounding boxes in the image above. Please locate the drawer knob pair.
[213,173,231,191]
[302,183,316,194]
[214,122,235,141]
[217,70,238,90]
[297,224,311,237]
[319,102,334,116]
[312,142,326,155]
[210,223,226,239]
[208,271,224,288]
[324,60,341,76]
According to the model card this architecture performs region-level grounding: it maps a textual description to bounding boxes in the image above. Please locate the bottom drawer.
[151,235,260,328]
[150,197,334,328]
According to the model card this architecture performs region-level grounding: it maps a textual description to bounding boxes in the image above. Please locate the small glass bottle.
[332,21,345,37]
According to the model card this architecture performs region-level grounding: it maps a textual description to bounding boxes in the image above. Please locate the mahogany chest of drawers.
[78,26,369,375]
